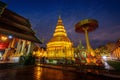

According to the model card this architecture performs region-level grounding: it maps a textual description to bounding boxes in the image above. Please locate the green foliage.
[19,56,25,65]
[107,60,120,71]
[19,53,35,65]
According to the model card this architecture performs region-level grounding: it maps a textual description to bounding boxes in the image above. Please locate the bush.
[19,56,25,65]
[107,60,120,71]
[19,53,35,65]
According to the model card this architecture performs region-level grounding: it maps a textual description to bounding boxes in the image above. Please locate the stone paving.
[0,63,120,79]
[37,64,120,79]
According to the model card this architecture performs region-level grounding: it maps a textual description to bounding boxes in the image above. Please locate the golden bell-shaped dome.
[49,16,71,42]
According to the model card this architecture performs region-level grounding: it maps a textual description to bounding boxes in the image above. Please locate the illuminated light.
[27,41,30,44]
[55,29,66,32]
[1,36,7,41]
[8,35,13,39]
[53,32,67,36]
[36,63,41,66]
[102,56,107,60]
[48,42,72,46]
[102,56,107,59]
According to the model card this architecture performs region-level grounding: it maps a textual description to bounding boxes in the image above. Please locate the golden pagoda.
[47,16,74,59]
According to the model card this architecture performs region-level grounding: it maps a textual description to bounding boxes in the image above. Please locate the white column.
[10,38,15,48]
[27,42,34,55]
[15,39,22,54]
[20,40,26,55]
[26,41,31,55]
[3,38,13,60]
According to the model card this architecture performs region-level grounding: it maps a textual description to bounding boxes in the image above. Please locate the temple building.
[0,1,41,62]
[46,16,74,59]
[112,39,120,59]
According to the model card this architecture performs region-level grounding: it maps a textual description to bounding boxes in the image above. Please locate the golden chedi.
[47,16,74,59]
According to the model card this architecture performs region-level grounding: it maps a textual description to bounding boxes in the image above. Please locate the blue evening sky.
[2,0,120,48]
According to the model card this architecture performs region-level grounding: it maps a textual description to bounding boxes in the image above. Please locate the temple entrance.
[0,34,33,62]
[0,34,11,61]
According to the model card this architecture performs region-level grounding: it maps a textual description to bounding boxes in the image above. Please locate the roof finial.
[57,15,63,26]
[59,15,61,19]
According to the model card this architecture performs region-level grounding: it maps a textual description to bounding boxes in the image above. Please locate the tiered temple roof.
[48,16,71,43]
[0,1,41,43]
[46,16,74,58]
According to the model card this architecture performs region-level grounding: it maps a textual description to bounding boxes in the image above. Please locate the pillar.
[20,40,26,55]
[15,39,22,54]
[3,38,14,60]
[83,28,95,56]
[10,38,15,48]
[27,42,34,55]
[83,28,91,51]
[26,41,31,55]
